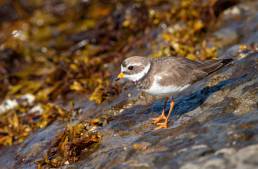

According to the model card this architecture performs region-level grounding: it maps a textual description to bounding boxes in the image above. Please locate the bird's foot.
[154,120,169,130]
[152,113,167,124]
[153,98,175,130]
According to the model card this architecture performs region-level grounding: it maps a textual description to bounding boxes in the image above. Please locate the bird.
[116,56,232,129]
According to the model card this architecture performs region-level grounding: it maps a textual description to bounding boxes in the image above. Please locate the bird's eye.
[128,65,134,70]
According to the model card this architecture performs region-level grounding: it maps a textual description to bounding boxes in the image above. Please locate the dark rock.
[65,52,256,169]
[0,1,257,169]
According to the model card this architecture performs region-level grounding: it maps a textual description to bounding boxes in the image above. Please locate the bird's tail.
[200,58,233,74]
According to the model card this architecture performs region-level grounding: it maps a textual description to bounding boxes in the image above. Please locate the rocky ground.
[65,51,258,169]
[0,0,257,169]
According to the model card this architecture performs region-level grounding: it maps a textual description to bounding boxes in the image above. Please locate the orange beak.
[117,72,125,79]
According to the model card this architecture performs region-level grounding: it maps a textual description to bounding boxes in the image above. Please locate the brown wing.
[151,57,207,86]
[152,56,232,86]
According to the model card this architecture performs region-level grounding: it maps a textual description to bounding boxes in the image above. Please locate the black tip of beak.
[115,78,120,81]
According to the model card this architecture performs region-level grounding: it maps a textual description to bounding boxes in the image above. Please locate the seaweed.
[36,122,101,168]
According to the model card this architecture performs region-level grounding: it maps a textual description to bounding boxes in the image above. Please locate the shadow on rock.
[172,74,248,117]
[110,71,250,131]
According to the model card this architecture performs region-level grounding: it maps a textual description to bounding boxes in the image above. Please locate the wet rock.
[213,27,239,47]
[214,1,258,56]
[15,122,65,168]
[54,52,257,169]
[1,53,256,169]
[0,1,257,169]
[181,144,258,169]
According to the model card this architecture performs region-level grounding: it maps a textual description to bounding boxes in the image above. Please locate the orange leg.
[152,97,169,124]
[155,99,175,130]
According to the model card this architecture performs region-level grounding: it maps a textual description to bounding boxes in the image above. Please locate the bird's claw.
[154,121,168,130]
[152,113,167,124]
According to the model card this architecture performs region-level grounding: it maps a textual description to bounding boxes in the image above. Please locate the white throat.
[124,63,151,82]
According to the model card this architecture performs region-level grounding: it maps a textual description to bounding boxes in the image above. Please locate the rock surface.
[67,52,258,169]
[2,43,257,169]
[0,1,257,169]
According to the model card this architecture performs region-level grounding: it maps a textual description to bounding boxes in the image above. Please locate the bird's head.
[117,56,151,82]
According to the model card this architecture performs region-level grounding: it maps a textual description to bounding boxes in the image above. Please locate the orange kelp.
[36,122,101,168]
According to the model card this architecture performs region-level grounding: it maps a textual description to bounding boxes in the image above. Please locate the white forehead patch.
[121,65,126,72]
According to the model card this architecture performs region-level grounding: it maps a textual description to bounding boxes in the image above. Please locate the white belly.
[143,76,189,96]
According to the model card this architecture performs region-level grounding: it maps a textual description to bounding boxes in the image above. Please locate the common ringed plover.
[117,56,232,129]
